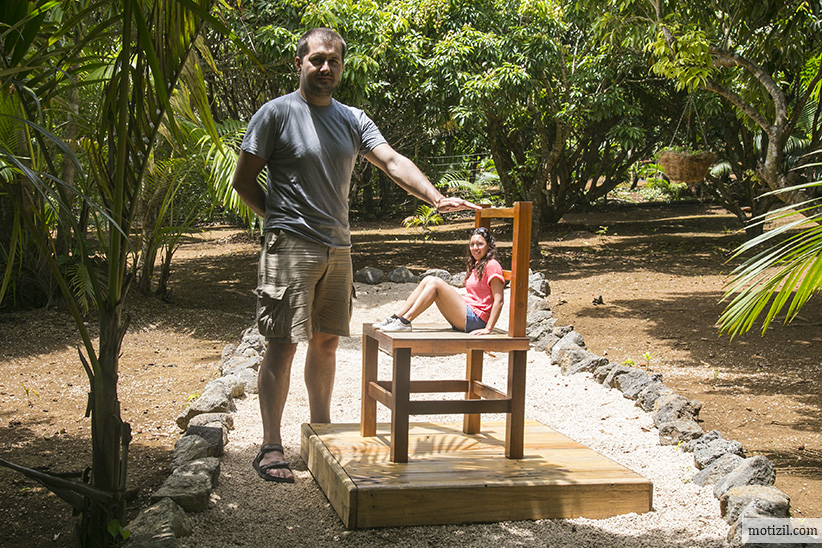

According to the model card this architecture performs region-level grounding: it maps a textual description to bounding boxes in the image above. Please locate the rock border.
[535,301,791,546]
[124,327,265,547]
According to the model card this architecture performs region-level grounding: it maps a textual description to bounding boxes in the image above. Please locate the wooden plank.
[384,336,529,354]
[508,201,531,338]
[409,398,510,415]
[362,324,528,353]
[367,381,392,408]
[300,423,358,528]
[342,462,647,486]
[356,481,651,528]
[463,349,483,434]
[303,420,653,529]
[473,381,505,400]
[390,348,411,463]
[340,460,649,483]
[478,206,516,219]
[375,379,469,393]
[322,422,585,454]
[505,349,527,459]
[339,455,646,480]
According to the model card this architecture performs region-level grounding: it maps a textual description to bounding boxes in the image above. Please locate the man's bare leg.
[305,332,339,423]
[257,340,298,481]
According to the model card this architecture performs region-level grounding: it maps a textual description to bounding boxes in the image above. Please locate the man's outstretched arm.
[365,143,481,212]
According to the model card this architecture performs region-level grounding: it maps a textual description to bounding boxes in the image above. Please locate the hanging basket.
[658,150,716,183]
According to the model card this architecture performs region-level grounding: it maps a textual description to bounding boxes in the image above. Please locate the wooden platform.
[301,420,653,529]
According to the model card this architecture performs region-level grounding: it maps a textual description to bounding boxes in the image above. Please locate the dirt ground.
[0,202,819,547]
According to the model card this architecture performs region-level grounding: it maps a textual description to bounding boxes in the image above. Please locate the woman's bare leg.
[399,277,466,330]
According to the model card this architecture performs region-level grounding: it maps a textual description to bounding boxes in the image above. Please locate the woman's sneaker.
[380,316,412,332]
[372,315,398,328]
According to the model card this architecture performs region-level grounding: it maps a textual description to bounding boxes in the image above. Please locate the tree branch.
[709,46,787,130]
[0,458,115,511]
[702,79,772,136]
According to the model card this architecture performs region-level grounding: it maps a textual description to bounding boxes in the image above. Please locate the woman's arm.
[470,277,505,335]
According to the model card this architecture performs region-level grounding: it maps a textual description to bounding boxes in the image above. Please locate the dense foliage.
[1,0,226,545]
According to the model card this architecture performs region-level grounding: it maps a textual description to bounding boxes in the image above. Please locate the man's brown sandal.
[252,443,295,483]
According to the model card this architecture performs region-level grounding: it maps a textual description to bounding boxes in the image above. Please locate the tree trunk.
[138,236,157,295]
[358,164,374,219]
[137,205,158,295]
[156,245,173,300]
[78,304,130,547]
[12,123,52,306]
[522,181,545,259]
[487,118,521,204]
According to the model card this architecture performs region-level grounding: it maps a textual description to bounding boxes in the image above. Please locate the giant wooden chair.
[360,202,532,462]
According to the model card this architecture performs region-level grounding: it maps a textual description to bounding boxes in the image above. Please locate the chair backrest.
[474,202,532,337]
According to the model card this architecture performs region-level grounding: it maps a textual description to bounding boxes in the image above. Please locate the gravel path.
[179,283,732,547]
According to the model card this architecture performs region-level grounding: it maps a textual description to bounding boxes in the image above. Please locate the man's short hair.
[296,28,347,61]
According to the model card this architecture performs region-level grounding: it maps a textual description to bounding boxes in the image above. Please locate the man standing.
[232,28,478,482]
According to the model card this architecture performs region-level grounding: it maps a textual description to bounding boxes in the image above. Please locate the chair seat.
[363,323,530,355]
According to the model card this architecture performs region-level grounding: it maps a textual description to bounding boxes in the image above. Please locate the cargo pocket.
[254,284,289,339]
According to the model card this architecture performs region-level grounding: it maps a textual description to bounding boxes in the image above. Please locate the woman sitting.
[374,227,504,335]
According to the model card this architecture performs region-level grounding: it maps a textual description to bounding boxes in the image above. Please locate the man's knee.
[261,342,298,370]
[309,333,339,356]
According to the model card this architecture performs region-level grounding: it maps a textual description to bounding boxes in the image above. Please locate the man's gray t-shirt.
[241,91,386,247]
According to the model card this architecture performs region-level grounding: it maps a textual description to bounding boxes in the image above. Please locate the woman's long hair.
[465,227,497,280]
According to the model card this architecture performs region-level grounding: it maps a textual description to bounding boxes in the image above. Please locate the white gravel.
[179,283,733,547]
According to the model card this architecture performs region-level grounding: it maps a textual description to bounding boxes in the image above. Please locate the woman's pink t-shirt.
[463,259,504,322]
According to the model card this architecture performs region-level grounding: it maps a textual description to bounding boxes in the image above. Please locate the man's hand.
[433,196,481,212]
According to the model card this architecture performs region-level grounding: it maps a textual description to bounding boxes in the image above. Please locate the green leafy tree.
[620,0,822,334]
[420,0,667,231]
[0,1,86,309]
[642,0,822,210]
[136,157,208,297]
[578,1,822,237]
[702,102,780,237]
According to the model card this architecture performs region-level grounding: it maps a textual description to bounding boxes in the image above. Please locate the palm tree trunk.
[78,304,131,547]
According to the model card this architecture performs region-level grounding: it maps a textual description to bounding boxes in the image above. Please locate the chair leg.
[360,333,378,437]
[505,349,527,459]
[463,349,483,434]
[390,348,411,463]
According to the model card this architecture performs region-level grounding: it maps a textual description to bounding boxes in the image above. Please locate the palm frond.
[66,259,108,315]
[719,176,822,337]
[188,119,259,227]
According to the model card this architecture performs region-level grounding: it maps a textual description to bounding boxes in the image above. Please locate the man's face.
[296,37,344,100]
